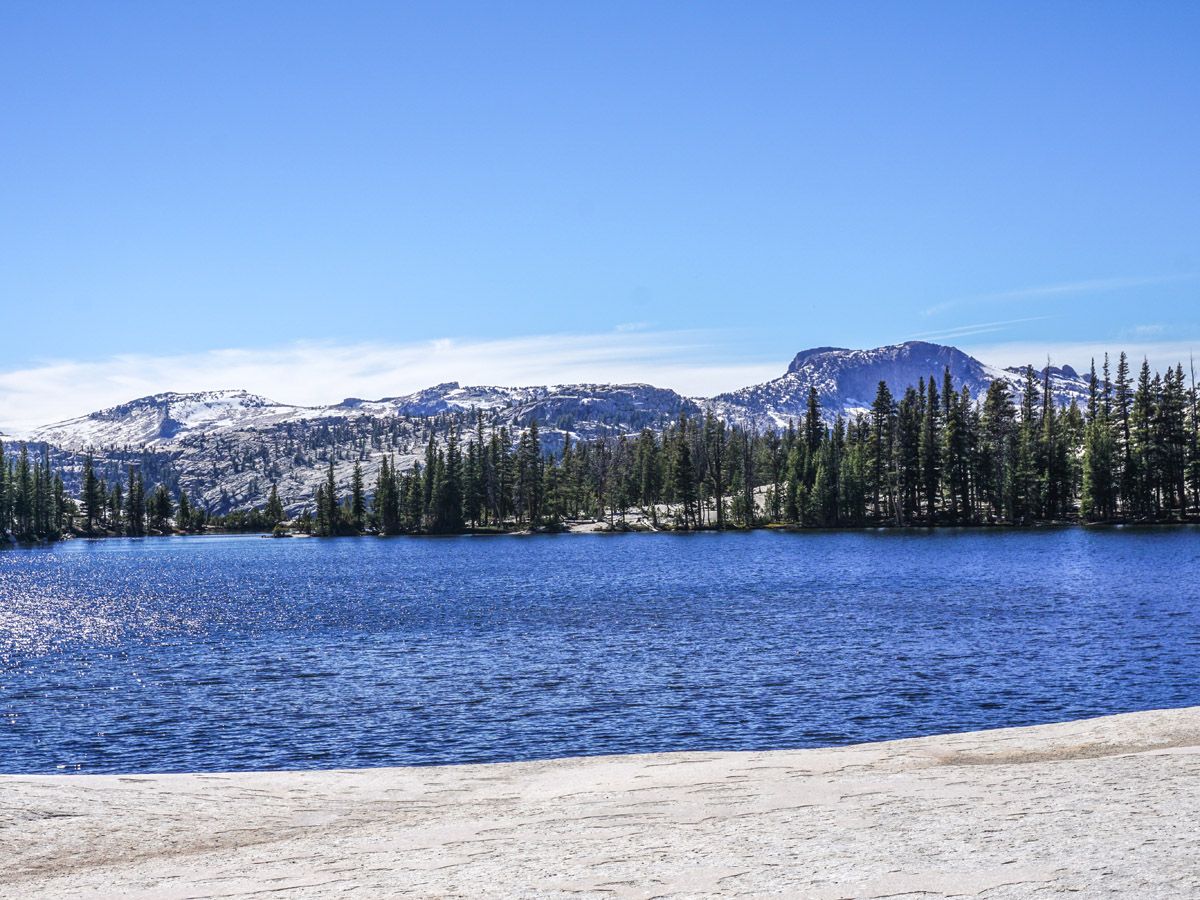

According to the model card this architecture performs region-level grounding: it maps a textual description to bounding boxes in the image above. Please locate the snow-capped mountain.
[30,383,699,452]
[710,341,996,429]
[1000,363,1091,410]
[23,342,1092,514]
[494,384,700,434]
[710,341,1090,430]
[330,383,551,419]
[32,390,304,449]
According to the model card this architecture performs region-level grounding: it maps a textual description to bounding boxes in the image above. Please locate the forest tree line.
[4,351,1200,542]
[0,447,205,541]
[310,352,1200,534]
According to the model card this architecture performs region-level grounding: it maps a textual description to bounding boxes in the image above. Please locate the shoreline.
[3,707,1197,898]
[10,516,1200,546]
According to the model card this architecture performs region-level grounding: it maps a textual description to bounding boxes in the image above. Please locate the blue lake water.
[1,529,1198,774]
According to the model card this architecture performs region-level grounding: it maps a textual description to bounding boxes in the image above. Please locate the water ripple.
[1,529,1198,774]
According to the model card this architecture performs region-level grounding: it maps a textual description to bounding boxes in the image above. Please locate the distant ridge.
[712,340,1088,430]
[29,341,1091,449]
[25,341,1094,514]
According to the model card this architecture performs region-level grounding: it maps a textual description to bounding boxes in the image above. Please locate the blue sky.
[2,2,1198,427]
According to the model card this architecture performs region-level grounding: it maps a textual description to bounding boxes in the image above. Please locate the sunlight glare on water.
[2,530,1199,774]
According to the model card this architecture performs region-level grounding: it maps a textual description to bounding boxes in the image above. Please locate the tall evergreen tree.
[177,490,193,531]
[1081,360,1116,520]
[350,461,365,531]
[671,415,698,528]
[265,484,285,526]
[868,381,896,521]
[919,376,941,522]
[1015,366,1041,522]
[81,454,102,532]
[1114,351,1135,512]
[322,460,339,534]
[150,483,173,530]
[125,466,146,536]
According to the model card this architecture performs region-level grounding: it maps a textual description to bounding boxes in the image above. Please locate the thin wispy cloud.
[910,315,1053,342]
[922,273,1198,317]
[7,329,1199,437]
[0,331,782,436]
[1131,323,1166,337]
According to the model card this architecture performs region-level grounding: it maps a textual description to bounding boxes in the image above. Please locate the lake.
[2,529,1198,774]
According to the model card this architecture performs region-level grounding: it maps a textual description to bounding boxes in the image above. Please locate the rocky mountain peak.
[25,341,1097,513]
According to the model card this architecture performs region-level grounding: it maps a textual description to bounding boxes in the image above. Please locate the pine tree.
[109,482,124,531]
[0,439,7,536]
[14,445,33,538]
[82,454,102,532]
[634,428,661,525]
[150,483,173,530]
[350,461,365,531]
[1189,357,1200,515]
[804,387,823,455]
[736,426,755,526]
[1130,358,1156,517]
[403,465,424,529]
[895,386,922,525]
[12,448,31,535]
[177,490,193,531]
[671,416,697,528]
[53,473,66,533]
[464,419,484,528]
[125,466,146,536]
[1160,365,1189,516]
[1040,364,1066,519]
[703,412,727,528]
[34,450,54,537]
[919,376,941,523]
[514,422,543,525]
[265,484,285,526]
[440,429,464,531]
[323,460,339,535]
[1081,360,1116,521]
[314,483,329,536]
[868,381,896,521]
[1114,352,1135,513]
[422,434,437,517]
[1015,366,1041,522]
[940,369,969,522]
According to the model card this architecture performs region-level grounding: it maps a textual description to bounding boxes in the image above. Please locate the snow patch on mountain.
[24,342,1096,514]
[31,390,304,450]
[710,341,1013,429]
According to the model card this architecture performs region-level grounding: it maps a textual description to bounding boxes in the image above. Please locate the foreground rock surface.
[2,707,1198,899]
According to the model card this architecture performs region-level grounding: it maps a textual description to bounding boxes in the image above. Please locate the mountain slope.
[25,342,1093,514]
[32,390,305,449]
[710,341,1089,429]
